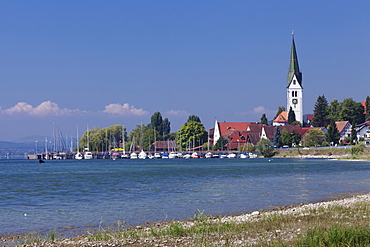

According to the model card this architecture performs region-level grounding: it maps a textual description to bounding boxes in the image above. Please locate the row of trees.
[312,96,366,128]
[78,112,209,152]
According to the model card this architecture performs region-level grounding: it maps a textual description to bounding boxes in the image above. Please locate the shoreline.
[3,191,370,246]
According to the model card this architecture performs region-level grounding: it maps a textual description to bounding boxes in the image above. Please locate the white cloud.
[237,106,275,117]
[164,109,189,117]
[253,106,267,114]
[2,101,80,116]
[103,103,148,116]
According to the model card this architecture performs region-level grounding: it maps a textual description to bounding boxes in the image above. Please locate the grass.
[79,199,370,246]
[275,145,370,161]
[9,198,370,246]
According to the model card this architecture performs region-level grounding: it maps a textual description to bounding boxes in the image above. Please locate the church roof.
[287,35,302,88]
[273,111,288,123]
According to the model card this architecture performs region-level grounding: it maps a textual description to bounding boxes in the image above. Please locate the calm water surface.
[1,158,370,236]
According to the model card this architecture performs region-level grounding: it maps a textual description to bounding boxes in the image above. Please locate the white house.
[356,121,370,143]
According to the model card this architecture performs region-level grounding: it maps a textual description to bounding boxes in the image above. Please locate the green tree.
[326,119,340,145]
[339,98,365,125]
[176,121,207,151]
[274,106,286,119]
[129,124,160,151]
[161,118,171,137]
[302,129,326,147]
[327,99,341,122]
[256,138,275,157]
[288,107,296,125]
[187,115,201,123]
[281,130,301,147]
[272,127,281,148]
[79,125,127,152]
[212,136,228,151]
[239,143,255,153]
[366,96,370,121]
[149,112,163,133]
[281,129,291,147]
[312,95,329,127]
[260,114,268,125]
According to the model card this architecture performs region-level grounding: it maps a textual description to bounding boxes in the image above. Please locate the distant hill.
[0,140,35,158]
[15,135,46,144]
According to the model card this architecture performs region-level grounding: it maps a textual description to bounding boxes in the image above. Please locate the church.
[212,34,306,147]
[273,33,303,126]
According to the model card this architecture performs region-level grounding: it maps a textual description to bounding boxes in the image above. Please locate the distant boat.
[219,153,227,159]
[240,152,249,159]
[169,152,178,159]
[162,153,169,159]
[75,124,83,160]
[191,152,199,158]
[227,153,236,158]
[183,153,191,159]
[112,152,120,160]
[84,152,93,159]
[130,152,138,159]
[138,150,147,159]
[154,153,162,159]
[75,152,83,160]
[205,152,213,158]
[249,153,258,158]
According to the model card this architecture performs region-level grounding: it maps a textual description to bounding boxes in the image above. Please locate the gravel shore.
[3,192,369,247]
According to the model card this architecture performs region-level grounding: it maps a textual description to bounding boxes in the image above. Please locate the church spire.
[287,32,302,88]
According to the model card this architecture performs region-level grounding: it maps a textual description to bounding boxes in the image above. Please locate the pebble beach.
[3,192,369,247]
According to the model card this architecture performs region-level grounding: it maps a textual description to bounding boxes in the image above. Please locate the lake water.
[1,158,370,237]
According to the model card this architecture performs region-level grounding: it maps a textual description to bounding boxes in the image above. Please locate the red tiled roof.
[335,121,350,133]
[362,101,366,114]
[217,122,253,136]
[152,141,177,149]
[273,111,288,123]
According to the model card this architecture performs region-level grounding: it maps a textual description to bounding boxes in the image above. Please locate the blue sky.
[0,1,370,142]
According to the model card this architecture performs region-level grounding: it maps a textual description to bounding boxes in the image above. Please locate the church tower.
[287,33,303,124]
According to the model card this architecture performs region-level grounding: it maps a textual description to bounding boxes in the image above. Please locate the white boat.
[183,153,191,159]
[227,153,236,158]
[154,153,162,159]
[219,153,227,159]
[249,153,258,158]
[169,152,178,159]
[191,152,199,158]
[240,152,249,158]
[121,153,129,159]
[205,152,213,158]
[84,152,93,159]
[75,152,83,160]
[130,152,138,159]
[138,150,147,159]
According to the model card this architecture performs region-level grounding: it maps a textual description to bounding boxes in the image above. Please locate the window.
[292,91,294,97]
[293,80,296,85]
[295,91,298,97]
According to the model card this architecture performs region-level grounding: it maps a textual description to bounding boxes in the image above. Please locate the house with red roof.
[356,121,370,143]
[273,111,288,126]
[335,121,352,142]
[211,120,328,150]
